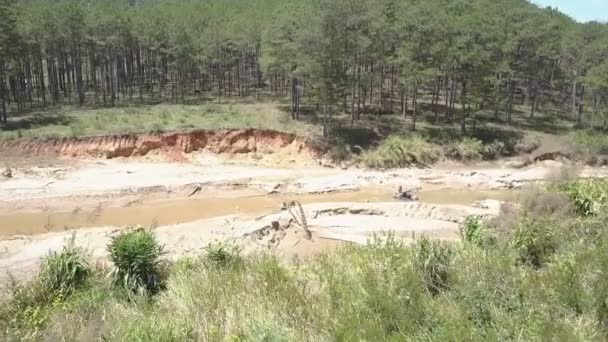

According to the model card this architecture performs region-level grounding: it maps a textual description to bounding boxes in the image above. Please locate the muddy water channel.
[0,188,518,237]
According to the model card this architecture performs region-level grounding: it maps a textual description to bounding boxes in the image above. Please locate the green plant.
[149,123,165,134]
[446,138,483,161]
[555,179,608,216]
[107,226,165,294]
[511,217,557,268]
[68,123,85,138]
[569,129,608,155]
[204,241,242,267]
[360,135,442,169]
[414,237,453,295]
[481,141,506,160]
[461,216,484,246]
[39,241,91,299]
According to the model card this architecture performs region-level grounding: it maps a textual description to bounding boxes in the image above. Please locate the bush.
[360,135,442,169]
[39,242,91,299]
[460,216,485,246]
[414,237,453,295]
[107,227,165,294]
[569,129,608,155]
[204,241,242,267]
[446,138,483,161]
[481,140,506,160]
[511,217,557,268]
[554,179,608,216]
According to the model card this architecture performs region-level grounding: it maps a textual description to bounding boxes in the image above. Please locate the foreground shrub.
[0,242,94,338]
[107,227,165,294]
[414,238,453,295]
[40,241,91,299]
[511,217,557,268]
[360,135,442,168]
[554,178,608,216]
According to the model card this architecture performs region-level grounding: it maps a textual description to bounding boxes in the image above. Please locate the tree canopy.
[0,0,607,135]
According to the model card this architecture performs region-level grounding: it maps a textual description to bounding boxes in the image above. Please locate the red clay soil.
[0,129,323,159]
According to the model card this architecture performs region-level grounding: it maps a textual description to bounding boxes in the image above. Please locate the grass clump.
[569,129,608,155]
[445,137,483,161]
[39,241,91,299]
[414,237,453,295]
[360,135,442,168]
[204,241,242,267]
[554,178,608,216]
[511,217,557,268]
[107,226,165,294]
[0,241,93,338]
[460,215,486,246]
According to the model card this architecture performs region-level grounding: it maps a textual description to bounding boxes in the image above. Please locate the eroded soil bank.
[0,128,321,160]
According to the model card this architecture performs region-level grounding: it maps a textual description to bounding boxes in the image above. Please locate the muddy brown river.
[0,188,517,237]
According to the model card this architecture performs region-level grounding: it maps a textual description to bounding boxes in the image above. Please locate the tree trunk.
[530,81,537,118]
[461,80,468,135]
[0,59,6,124]
[412,81,418,131]
[377,65,383,117]
[577,85,585,128]
[323,102,330,140]
[291,76,297,120]
[571,80,577,120]
[400,88,405,119]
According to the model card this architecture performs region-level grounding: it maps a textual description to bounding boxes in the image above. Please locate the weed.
[460,215,484,246]
[511,217,557,268]
[482,140,506,160]
[569,129,608,155]
[204,241,242,268]
[446,137,483,161]
[360,135,442,168]
[414,237,453,295]
[39,241,91,299]
[554,178,608,216]
[107,226,165,294]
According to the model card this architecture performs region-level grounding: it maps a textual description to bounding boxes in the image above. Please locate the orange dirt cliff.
[0,129,324,159]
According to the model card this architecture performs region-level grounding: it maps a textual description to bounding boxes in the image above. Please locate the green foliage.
[555,178,608,216]
[39,241,91,299]
[461,215,485,246]
[481,140,507,160]
[360,135,442,168]
[446,137,483,161]
[414,237,453,295]
[445,138,508,162]
[569,130,608,155]
[107,226,165,294]
[0,103,314,140]
[204,241,242,268]
[511,217,557,268]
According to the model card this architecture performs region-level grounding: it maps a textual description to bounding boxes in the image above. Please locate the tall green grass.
[0,103,315,140]
[569,129,608,155]
[360,135,442,168]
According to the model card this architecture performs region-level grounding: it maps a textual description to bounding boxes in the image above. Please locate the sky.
[531,0,608,22]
